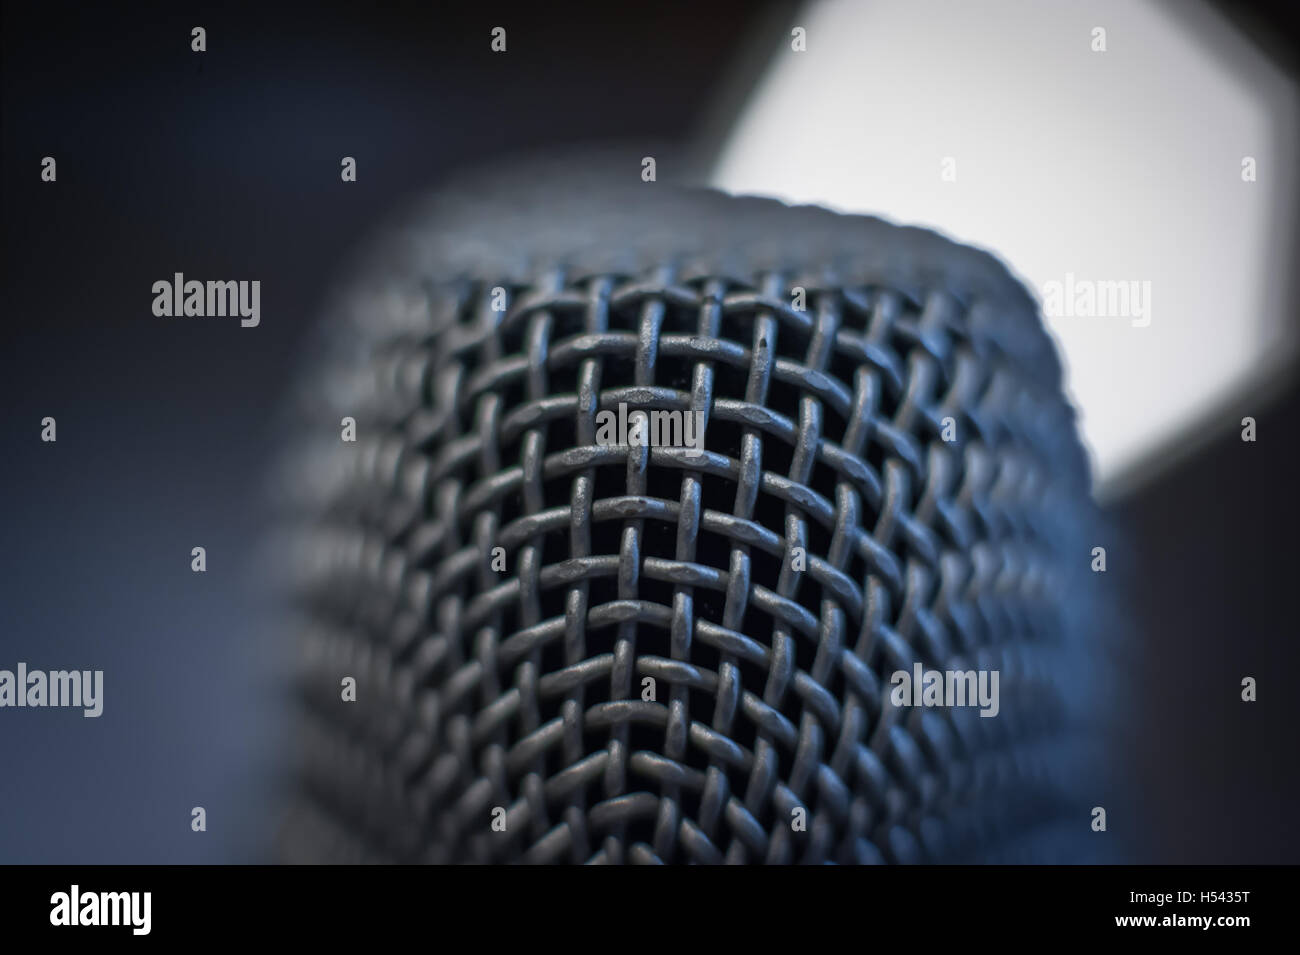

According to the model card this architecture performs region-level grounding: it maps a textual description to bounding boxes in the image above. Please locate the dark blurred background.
[1,0,1296,863]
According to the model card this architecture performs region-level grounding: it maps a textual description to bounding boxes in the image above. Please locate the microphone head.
[277,164,1098,864]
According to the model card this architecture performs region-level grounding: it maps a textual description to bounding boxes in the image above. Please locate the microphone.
[276,162,1098,864]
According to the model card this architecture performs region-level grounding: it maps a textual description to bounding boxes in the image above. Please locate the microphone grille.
[278,172,1096,864]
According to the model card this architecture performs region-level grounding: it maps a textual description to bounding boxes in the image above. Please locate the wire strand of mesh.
[275,169,1099,864]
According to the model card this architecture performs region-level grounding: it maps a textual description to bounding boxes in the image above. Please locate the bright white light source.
[712,0,1298,494]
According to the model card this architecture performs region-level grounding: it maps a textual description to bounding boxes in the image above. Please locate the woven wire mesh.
[276,169,1096,864]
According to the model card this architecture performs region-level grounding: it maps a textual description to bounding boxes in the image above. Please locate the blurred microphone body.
[278,161,1098,864]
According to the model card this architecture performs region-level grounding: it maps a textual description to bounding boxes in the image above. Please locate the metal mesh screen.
[277,170,1096,864]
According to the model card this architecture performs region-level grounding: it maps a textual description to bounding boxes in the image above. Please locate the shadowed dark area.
[1107,376,1300,863]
